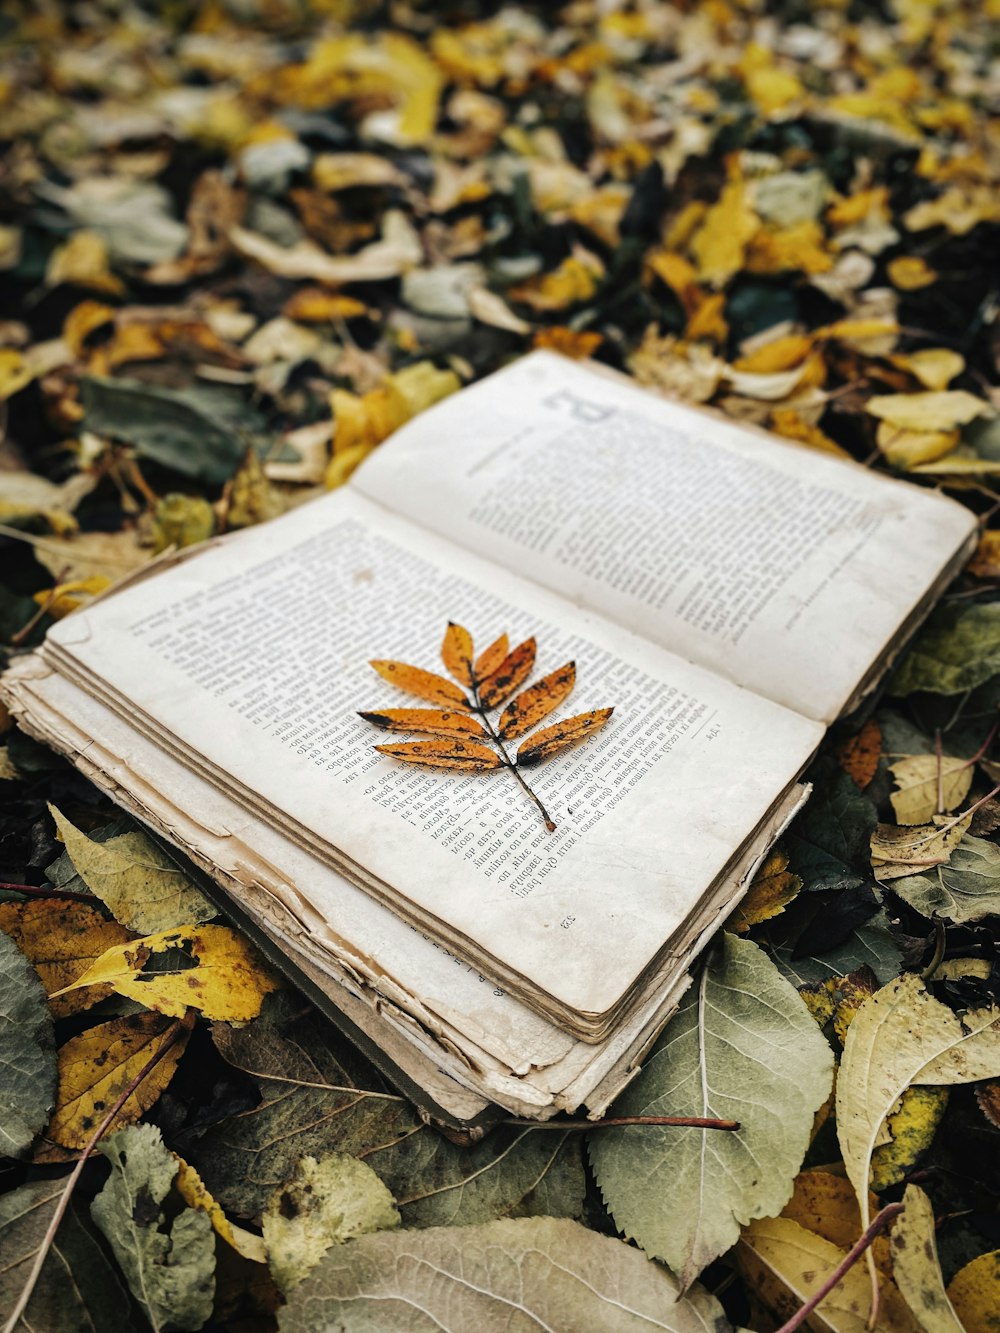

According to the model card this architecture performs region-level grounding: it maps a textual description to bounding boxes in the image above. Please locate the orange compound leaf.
[478,638,537,709]
[369,660,472,710]
[837,719,881,790]
[359,708,488,739]
[517,708,614,767]
[375,739,503,771]
[474,633,508,683]
[499,662,576,740]
[441,621,474,687]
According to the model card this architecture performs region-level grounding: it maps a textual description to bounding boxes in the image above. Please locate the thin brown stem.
[771,1201,904,1333]
[504,1114,740,1131]
[0,1010,194,1333]
[474,682,557,832]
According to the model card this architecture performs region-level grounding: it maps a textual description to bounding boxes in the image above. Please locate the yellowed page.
[45,488,821,1024]
[354,351,976,723]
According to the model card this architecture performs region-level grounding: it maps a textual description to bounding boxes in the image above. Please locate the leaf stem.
[770,1201,904,1333]
[0,1009,194,1333]
[474,683,556,832]
[505,1115,740,1131]
[0,880,96,904]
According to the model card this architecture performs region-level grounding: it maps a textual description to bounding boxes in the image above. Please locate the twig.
[0,1010,194,1333]
[505,1114,740,1131]
[771,1201,904,1333]
[473,680,556,832]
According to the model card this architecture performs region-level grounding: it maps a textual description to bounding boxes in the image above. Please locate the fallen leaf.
[474,633,508,682]
[357,708,488,740]
[892,603,1000,696]
[877,423,961,469]
[49,924,281,1021]
[277,1217,733,1333]
[781,1170,890,1274]
[866,390,993,432]
[0,930,57,1158]
[173,1157,266,1263]
[263,1153,400,1292]
[968,531,1000,580]
[891,835,1000,923]
[517,708,615,767]
[0,899,132,1017]
[730,848,802,932]
[368,660,472,709]
[589,934,834,1287]
[49,804,216,934]
[477,637,537,709]
[690,179,760,287]
[946,1249,1000,1332]
[92,1124,215,1333]
[837,973,1000,1239]
[887,255,938,290]
[837,720,882,789]
[890,1184,964,1332]
[47,1012,189,1149]
[440,620,474,687]
[231,210,422,285]
[890,348,966,391]
[870,1085,950,1191]
[871,815,969,880]
[499,662,576,740]
[785,768,878,893]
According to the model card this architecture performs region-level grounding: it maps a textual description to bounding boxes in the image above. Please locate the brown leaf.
[836,719,881,790]
[478,638,537,709]
[369,660,472,710]
[498,662,576,740]
[976,1080,1000,1129]
[474,633,508,683]
[440,622,474,688]
[0,899,133,1018]
[358,708,487,740]
[517,708,614,767]
[376,739,503,771]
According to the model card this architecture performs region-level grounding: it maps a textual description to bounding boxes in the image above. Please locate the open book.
[2,351,977,1128]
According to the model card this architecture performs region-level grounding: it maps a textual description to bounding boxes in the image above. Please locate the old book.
[1,351,977,1129]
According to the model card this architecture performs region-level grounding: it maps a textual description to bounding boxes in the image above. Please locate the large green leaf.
[91,1124,215,1333]
[0,1180,133,1333]
[892,601,1000,697]
[192,993,584,1227]
[0,928,57,1158]
[892,834,1000,923]
[770,911,903,988]
[589,934,834,1288]
[277,1217,734,1333]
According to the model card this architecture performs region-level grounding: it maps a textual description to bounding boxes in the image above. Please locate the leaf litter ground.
[2,0,1000,1330]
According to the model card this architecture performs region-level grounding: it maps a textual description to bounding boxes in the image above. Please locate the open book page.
[3,656,805,1119]
[353,351,977,724]
[44,486,822,1024]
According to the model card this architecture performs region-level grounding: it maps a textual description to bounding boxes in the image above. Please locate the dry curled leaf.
[517,708,615,767]
[374,738,503,771]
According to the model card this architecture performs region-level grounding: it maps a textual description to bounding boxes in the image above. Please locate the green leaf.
[0,1180,133,1333]
[80,377,268,485]
[892,602,1000,697]
[263,1153,400,1292]
[770,911,902,987]
[193,993,584,1227]
[277,1217,734,1333]
[837,973,1000,1240]
[91,1124,215,1333]
[785,769,877,893]
[49,804,215,934]
[0,928,57,1158]
[589,934,834,1288]
[891,1185,965,1333]
[892,835,1000,923]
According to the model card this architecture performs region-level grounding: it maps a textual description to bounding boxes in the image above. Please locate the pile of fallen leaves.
[2,0,1000,1328]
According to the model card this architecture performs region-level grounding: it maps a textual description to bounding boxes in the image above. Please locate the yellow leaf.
[375,738,503,771]
[531,327,604,359]
[890,1185,965,1333]
[645,250,699,311]
[946,1249,1000,1333]
[969,531,1000,580]
[33,575,111,619]
[440,622,474,688]
[282,288,369,324]
[508,255,601,312]
[871,1086,950,1192]
[745,65,805,116]
[357,708,487,740]
[46,230,124,296]
[890,348,965,392]
[517,707,614,767]
[828,187,892,229]
[876,422,960,468]
[174,1156,267,1263]
[225,449,284,531]
[889,754,973,825]
[0,348,34,401]
[63,301,116,358]
[684,293,729,344]
[48,924,281,1021]
[474,634,508,682]
[770,409,851,459]
[690,180,760,287]
[369,660,472,710]
[478,638,537,710]
[867,390,993,432]
[870,815,971,881]
[732,334,813,374]
[781,1170,891,1274]
[731,848,801,932]
[499,662,576,741]
[47,1013,188,1148]
[887,255,938,290]
[325,441,375,490]
[744,220,832,276]
[0,899,132,1019]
